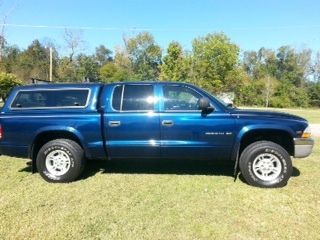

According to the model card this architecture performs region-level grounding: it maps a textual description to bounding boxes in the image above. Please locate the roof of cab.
[14,83,104,90]
[14,81,198,91]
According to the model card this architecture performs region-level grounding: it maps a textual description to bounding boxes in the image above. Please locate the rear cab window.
[11,89,90,109]
[111,84,155,112]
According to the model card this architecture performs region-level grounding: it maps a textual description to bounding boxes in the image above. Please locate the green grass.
[0,139,319,240]
[240,107,320,123]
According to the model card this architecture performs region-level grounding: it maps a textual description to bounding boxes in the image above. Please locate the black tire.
[36,139,85,183]
[239,141,292,188]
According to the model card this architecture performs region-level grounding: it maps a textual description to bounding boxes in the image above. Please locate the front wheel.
[36,139,85,183]
[239,141,292,188]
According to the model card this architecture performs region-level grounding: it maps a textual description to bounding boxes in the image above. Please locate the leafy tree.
[271,81,309,108]
[242,51,259,78]
[160,41,186,81]
[76,54,100,81]
[100,62,130,83]
[242,48,278,80]
[237,79,266,106]
[276,46,310,87]
[307,81,320,107]
[125,32,162,80]
[17,40,58,81]
[0,72,22,101]
[95,45,112,66]
[190,33,240,93]
[100,47,134,83]
[0,45,21,73]
[312,52,320,82]
[57,57,77,82]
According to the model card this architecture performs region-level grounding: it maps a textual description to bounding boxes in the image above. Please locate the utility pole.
[49,47,53,82]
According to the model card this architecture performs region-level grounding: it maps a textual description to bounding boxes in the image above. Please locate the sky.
[1,0,320,55]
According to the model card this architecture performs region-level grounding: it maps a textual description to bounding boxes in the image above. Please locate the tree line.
[0,32,319,107]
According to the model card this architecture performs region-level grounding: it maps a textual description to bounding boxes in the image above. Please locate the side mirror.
[199,97,214,113]
[226,103,234,108]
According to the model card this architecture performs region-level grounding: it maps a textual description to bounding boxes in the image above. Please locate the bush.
[0,72,22,101]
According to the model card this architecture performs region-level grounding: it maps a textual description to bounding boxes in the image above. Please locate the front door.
[160,84,235,160]
[105,84,160,159]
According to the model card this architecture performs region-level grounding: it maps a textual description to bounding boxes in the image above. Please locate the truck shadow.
[81,159,301,181]
[20,159,300,182]
[82,159,235,179]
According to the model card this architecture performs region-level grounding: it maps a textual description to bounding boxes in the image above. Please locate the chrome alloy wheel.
[45,150,71,176]
[252,153,282,181]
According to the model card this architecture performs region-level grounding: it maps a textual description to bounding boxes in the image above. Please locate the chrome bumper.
[294,138,314,158]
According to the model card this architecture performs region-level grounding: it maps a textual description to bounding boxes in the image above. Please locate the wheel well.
[31,131,83,163]
[239,130,294,156]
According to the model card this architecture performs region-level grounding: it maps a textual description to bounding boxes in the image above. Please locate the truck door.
[104,84,160,159]
[159,84,235,160]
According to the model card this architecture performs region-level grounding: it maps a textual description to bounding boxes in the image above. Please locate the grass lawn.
[240,107,320,124]
[0,138,319,240]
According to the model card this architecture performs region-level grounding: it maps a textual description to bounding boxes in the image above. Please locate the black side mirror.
[227,103,234,108]
[198,97,214,113]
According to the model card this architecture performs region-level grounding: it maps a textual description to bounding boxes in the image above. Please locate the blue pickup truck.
[0,82,314,187]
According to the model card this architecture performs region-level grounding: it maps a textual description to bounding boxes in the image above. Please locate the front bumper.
[294,138,314,158]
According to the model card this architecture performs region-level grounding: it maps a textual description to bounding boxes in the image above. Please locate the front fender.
[231,124,295,162]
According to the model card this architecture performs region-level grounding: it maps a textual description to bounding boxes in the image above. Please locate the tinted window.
[163,85,202,111]
[112,86,122,111]
[11,89,89,109]
[122,85,154,111]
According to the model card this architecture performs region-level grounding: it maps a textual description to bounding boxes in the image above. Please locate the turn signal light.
[302,126,311,138]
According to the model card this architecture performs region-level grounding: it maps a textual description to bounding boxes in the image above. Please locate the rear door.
[159,84,235,160]
[104,83,160,159]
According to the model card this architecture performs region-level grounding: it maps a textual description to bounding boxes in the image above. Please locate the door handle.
[108,121,121,127]
[162,120,174,127]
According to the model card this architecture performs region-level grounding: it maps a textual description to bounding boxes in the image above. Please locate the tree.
[190,33,240,93]
[100,62,130,83]
[63,29,85,62]
[17,40,58,81]
[0,45,20,73]
[95,45,112,66]
[99,47,132,82]
[76,54,99,81]
[276,46,310,87]
[0,72,21,101]
[307,81,320,107]
[57,57,77,82]
[312,52,320,82]
[160,41,186,81]
[125,32,162,80]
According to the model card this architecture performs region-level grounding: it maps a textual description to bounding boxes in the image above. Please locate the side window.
[11,89,89,109]
[122,85,154,111]
[112,86,122,111]
[112,85,154,111]
[163,85,202,111]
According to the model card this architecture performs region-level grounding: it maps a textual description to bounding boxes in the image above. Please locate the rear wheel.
[36,139,85,183]
[239,141,292,188]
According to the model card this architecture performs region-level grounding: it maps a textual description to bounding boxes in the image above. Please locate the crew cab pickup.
[0,82,314,187]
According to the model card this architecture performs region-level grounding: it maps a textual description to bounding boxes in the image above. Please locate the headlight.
[302,126,312,138]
